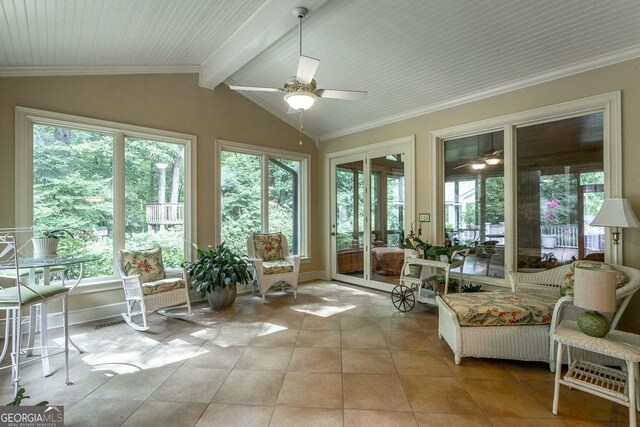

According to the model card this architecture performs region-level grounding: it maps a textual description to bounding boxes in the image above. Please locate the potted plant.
[183,242,251,310]
[32,229,73,258]
[401,223,431,276]
[425,244,468,262]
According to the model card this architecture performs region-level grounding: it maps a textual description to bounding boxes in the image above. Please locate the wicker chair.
[247,233,300,302]
[437,263,640,371]
[116,248,191,331]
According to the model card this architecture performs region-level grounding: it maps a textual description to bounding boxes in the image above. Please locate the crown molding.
[318,44,640,141]
[0,65,200,77]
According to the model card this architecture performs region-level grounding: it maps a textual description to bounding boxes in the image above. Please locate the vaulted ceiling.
[1,0,640,142]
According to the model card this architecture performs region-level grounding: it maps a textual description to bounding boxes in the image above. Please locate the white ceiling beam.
[198,0,329,90]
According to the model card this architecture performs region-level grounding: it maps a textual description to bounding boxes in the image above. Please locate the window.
[217,140,309,257]
[16,108,196,281]
[432,92,621,282]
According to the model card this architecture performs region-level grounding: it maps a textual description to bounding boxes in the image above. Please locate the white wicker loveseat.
[436,263,640,371]
[247,233,301,302]
[116,248,191,331]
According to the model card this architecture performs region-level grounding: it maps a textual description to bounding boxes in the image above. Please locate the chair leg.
[121,300,149,332]
[63,295,70,385]
[39,304,51,377]
[26,305,36,357]
[0,311,10,363]
[12,310,22,397]
[262,294,266,302]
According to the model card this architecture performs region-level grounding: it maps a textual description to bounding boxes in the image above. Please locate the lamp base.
[577,310,611,337]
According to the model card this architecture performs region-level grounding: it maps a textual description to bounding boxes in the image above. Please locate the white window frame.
[430,92,622,287]
[15,107,198,285]
[214,139,311,259]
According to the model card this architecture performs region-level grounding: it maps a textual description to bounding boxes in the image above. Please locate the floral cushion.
[253,233,284,262]
[120,248,166,283]
[441,292,559,327]
[561,260,628,296]
[262,260,294,275]
[142,278,186,296]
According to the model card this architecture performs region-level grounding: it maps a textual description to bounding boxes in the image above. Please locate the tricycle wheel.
[391,285,415,312]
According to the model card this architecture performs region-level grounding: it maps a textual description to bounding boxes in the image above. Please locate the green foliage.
[183,242,251,298]
[462,283,483,292]
[484,176,504,224]
[462,205,476,227]
[7,388,48,406]
[41,229,74,239]
[425,244,469,262]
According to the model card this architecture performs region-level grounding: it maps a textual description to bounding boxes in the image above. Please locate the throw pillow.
[120,248,166,283]
[253,233,284,262]
[561,260,628,296]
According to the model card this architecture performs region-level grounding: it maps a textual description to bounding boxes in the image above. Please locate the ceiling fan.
[454,134,503,170]
[229,7,367,114]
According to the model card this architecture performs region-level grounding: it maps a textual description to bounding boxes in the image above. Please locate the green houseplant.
[183,242,251,310]
[32,229,74,258]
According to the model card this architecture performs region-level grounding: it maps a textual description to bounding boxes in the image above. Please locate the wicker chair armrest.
[248,258,263,277]
[121,274,143,295]
[285,255,301,272]
[165,268,186,280]
[550,295,574,334]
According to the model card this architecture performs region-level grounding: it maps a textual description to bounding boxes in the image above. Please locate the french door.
[329,139,414,292]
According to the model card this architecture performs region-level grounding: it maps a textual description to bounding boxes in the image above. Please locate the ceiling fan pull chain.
[299,14,303,56]
[299,109,304,145]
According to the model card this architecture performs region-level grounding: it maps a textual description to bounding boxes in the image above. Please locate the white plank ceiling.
[2,0,640,141]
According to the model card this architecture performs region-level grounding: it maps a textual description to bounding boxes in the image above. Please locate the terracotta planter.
[32,237,59,258]
[206,286,237,310]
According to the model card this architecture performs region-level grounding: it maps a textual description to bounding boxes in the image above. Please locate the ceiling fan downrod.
[293,7,308,57]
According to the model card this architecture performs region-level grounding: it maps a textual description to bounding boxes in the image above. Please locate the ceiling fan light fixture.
[471,162,486,170]
[284,91,316,110]
[484,157,501,165]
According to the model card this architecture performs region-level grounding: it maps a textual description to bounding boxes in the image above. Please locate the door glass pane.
[220,150,262,254]
[516,113,604,270]
[370,154,405,285]
[335,161,364,278]
[268,157,301,255]
[32,124,114,278]
[124,138,185,268]
[444,132,505,278]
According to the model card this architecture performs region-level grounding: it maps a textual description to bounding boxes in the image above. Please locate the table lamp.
[573,266,617,337]
[590,198,640,264]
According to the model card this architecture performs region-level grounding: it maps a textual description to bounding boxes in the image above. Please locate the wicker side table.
[552,320,640,426]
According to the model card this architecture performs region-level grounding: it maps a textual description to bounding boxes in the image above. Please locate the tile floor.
[0,281,634,426]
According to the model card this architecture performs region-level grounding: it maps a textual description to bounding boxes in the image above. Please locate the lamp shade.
[284,91,316,110]
[573,267,616,313]
[590,198,640,228]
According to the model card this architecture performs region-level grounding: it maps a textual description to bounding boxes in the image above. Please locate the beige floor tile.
[212,370,284,406]
[122,401,206,427]
[343,373,411,411]
[277,372,343,408]
[499,360,555,381]
[195,404,274,427]
[87,363,180,400]
[340,305,378,317]
[378,317,425,331]
[234,346,293,371]
[486,417,567,427]
[341,316,381,330]
[344,409,418,426]
[288,347,342,373]
[443,357,513,379]
[264,314,304,329]
[270,406,343,427]
[401,376,480,414]
[295,330,341,348]
[301,316,341,330]
[209,327,259,346]
[383,330,433,351]
[64,398,143,427]
[340,295,375,306]
[341,329,388,349]
[249,325,300,347]
[342,349,396,374]
[521,379,630,423]
[149,366,229,403]
[391,350,454,376]
[461,378,554,418]
[414,412,491,426]
[182,344,246,369]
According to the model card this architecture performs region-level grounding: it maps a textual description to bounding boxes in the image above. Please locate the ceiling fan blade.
[296,55,320,84]
[318,89,367,101]
[453,164,471,170]
[229,85,282,93]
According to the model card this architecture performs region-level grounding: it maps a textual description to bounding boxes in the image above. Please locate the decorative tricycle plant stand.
[391,249,469,312]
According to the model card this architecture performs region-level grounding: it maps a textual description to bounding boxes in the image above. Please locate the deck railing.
[146,203,184,225]
[541,225,604,250]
